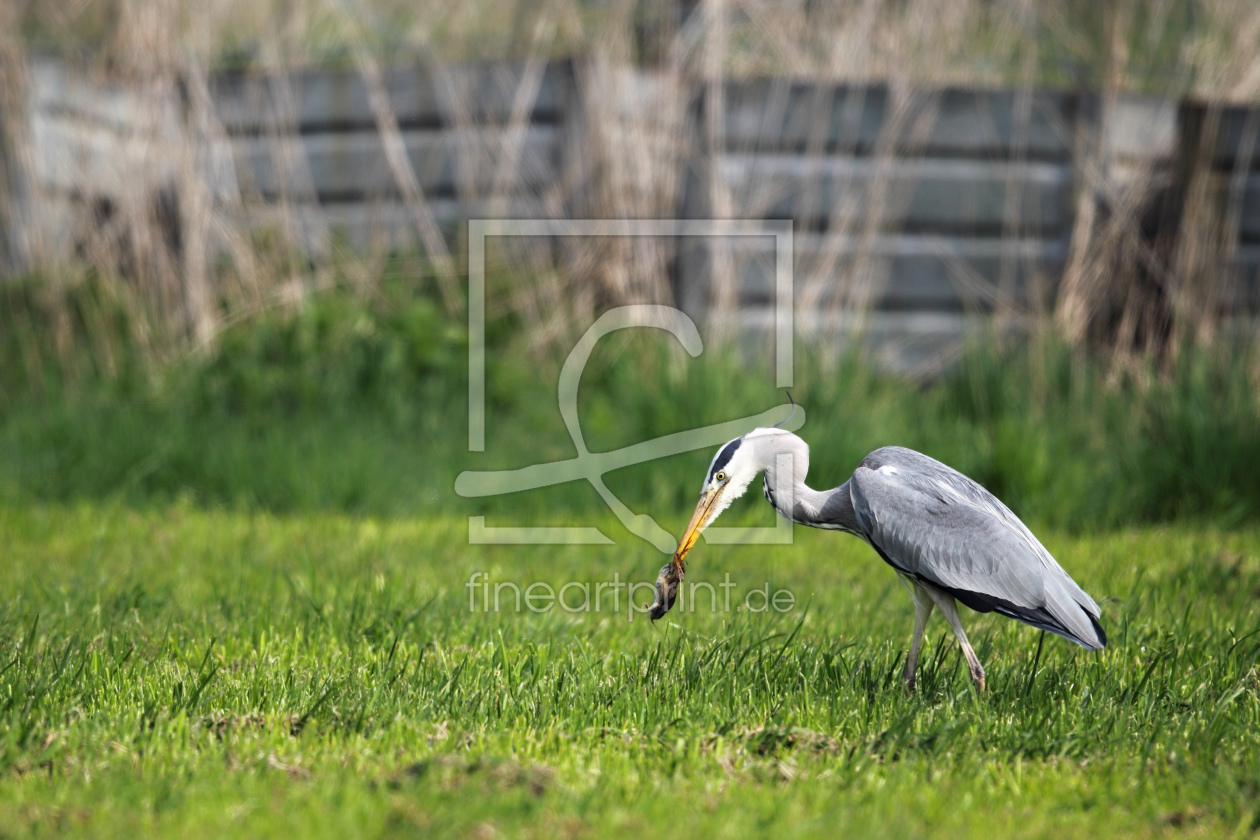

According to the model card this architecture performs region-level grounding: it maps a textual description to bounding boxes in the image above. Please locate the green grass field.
[4,281,1260,836]
[3,502,1259,838]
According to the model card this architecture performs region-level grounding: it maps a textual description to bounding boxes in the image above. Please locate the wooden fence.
[5,57,1260,370]
[209,62,573,250]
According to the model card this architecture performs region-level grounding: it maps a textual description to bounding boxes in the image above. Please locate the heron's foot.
[901,661,919,693]
[969,665,986,692]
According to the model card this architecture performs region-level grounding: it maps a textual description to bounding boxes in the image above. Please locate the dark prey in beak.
[648,560,684,621]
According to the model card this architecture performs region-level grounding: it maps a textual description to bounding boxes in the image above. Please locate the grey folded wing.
[849,451,1105,650]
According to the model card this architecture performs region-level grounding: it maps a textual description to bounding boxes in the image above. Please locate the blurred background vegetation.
[3,264,1259,533]
[2,0,1260,537]
[8,0,1259,94]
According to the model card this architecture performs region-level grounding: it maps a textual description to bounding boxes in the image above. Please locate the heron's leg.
[902,582,935,691]
[924,587,986,692]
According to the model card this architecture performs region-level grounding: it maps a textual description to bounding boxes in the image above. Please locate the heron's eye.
[715,471,726,482]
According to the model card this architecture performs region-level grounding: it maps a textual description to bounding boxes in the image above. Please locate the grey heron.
[649,421,1106,691]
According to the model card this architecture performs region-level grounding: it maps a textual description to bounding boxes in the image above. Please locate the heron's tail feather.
[993,608,1106,651]
[949,579,1107,651]
[1086,612,1108,649]
[1040,581,1107,651]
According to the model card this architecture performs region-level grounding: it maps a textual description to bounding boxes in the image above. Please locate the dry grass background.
[3,0,1260,374]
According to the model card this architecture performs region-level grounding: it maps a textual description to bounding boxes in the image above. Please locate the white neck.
[743,429,861,533]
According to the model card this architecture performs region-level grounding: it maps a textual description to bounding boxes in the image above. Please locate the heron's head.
[649,429,786,620]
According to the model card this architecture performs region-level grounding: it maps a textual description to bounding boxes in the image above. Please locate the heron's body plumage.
[847,448,1105,651]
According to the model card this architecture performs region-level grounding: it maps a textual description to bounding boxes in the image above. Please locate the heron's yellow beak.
[673,485,722,569]
[648,484,724,621]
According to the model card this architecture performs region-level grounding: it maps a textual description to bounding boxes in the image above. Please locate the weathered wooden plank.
[723,83,1074,159]
[720,233,1066,310]
[1230,245,1260,309]
[737,308,984,377]
[211,63,569,133]
[231,126,561,200]
[1211,106,1260,170]
[1205,173,1260,240]
[236,197,556,253]
[28,58,178,134]
[1107,97,1178,162]
[30,111,177,194]
[717,155,1071,232]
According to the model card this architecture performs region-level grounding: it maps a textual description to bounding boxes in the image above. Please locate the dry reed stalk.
[253,12,328,274]
[994,0,1038,334]
[514,9,691,357]
[487,13,567,354]
[176,62,219,352]
[701,0,737,347]
[351,47,461,315]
